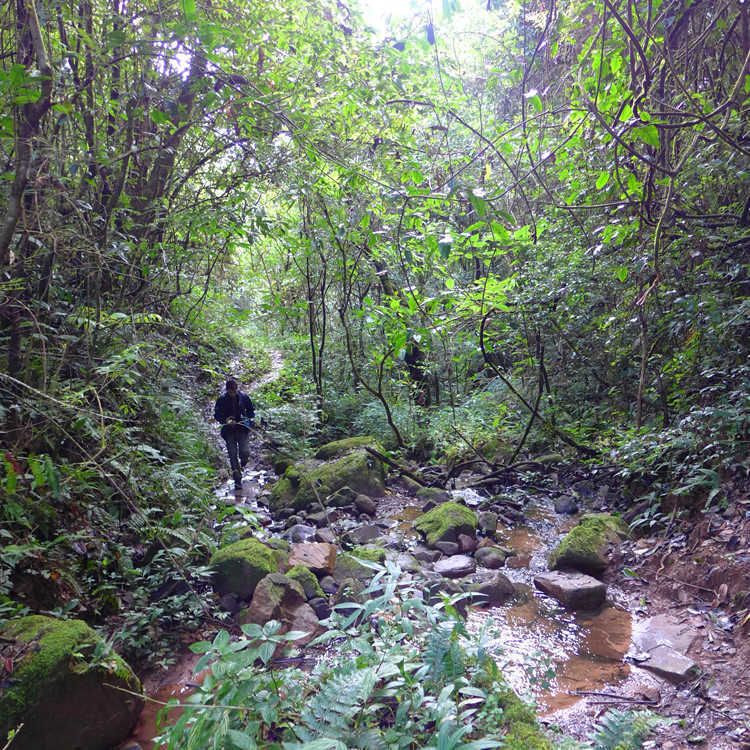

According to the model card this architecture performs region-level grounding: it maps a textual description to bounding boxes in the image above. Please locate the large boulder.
[237,573,320,645]
[210,538,280,599]
[288,542,336,575]
[269,449,385,513]
[413,502,478,548]
[0,615,142,750]
[548,513,629,575]
[314,436,382,460]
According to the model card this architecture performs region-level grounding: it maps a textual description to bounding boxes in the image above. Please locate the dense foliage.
[1,0,748,737]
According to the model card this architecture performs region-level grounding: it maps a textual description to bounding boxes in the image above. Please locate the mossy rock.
[269,449,385,513]
[0,615,142,750]
[548,513,629,575]
[415,486,451,504]
[314,436,383,460]
[286,565,325,599]
[350,545,386,563]
[210,538,281,599]
[332,552,377,585]
[413,502,478,547]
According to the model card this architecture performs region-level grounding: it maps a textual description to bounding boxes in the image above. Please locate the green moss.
[0,615,140,726]
[286,565,324,599]
[314,436,382,460]
[210,538,279,598]
[413,502,478,547]
[269,449,385,513]
[548,513,628,575]
[350,545,386,563]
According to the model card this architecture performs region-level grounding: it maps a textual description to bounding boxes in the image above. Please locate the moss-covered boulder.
[0,615,142,750]
[210,538,281,599]
[314,436,382,460]
[548,513,629,575]
[269,449,385,513]
[286,564,325,599]
[413,502,478,548]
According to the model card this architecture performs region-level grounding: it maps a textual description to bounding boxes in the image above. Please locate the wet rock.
[238,573,320,645]
[475,546,506,569]
[344,524,382,546]
[434,554,476,579]
[319,575,338,594]
[458,533,477,553]
[315,527,336,544]
[471,572,516,606]
[554,495,579,515]
[414,502,478,547]
[210,538,280,599]
[548,513,629,575]
[0,615,143,750]
[308,597,332,620]
[288,542,336,575]
[477,511,498,535]
[434,541,460,556]
[354,494,377,515]
[283,524,317,543]
[331,577,366,619]
[413,546,442,563]
[287,514,304,526]
[534,570,607,610]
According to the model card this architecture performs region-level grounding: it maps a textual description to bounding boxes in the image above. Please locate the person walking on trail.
[214,378,255,490]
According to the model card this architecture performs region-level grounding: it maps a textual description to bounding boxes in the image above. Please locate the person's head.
[226,378,238,396]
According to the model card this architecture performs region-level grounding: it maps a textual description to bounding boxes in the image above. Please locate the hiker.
[214,378,255,489]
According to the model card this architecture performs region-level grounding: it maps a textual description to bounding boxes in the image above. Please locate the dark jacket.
[214,391,254,425]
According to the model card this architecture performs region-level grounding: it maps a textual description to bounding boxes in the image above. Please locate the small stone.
[471,572,515,606]
[477,511,498,535]
[534,570,607,610]
[319,575,338,594]
[344,524,382,546]
[315,527,336,544]
[413,546,441,563]
[641,644,697,681]
[475,546,506,569]
[554,495,579,515]
[434,541,460,556]
[434,554,476,579]
[283,524,317,543]
[354,494,377,515]
[458,533,477,553]
[308,597,332,620]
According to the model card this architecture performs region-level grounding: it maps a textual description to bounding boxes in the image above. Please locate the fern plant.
[553,708,671,750]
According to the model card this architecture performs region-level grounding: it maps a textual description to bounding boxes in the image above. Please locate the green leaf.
[634,124,660,148]
[615,266,628,282]
[445,277,455,290]
[182,0,197,22]
[227,729,256,749]
[595,172,609,190]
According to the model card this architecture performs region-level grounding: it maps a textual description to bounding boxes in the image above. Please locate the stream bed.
[127,466,658,749]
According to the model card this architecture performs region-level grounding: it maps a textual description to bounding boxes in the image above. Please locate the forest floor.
[588,500,750,749]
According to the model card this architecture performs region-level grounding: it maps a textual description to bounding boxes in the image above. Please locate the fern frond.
[590,708,670,750]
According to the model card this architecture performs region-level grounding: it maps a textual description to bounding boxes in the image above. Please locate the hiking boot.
[232,470,242,490]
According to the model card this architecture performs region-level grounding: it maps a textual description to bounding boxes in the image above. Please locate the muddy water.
[466,500,632,713]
